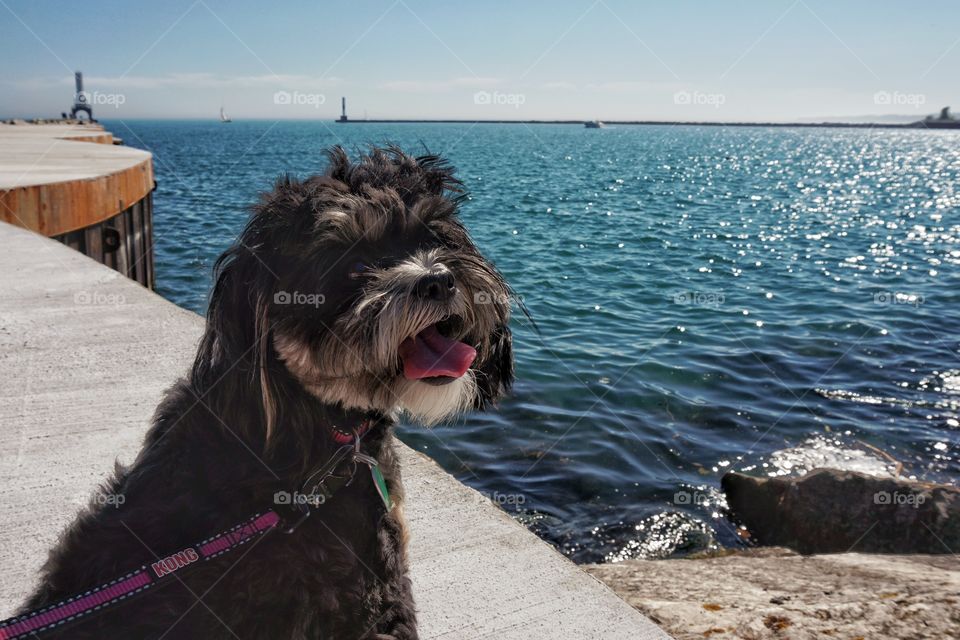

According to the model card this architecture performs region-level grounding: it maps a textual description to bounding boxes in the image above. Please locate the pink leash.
[0,511,281,640]
[0,421,384,639]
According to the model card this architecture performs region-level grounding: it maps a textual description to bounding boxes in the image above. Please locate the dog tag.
[353,451,393,511]
[370,464,392,511]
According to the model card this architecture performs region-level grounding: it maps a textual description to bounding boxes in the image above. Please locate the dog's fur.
[21,147,513,639]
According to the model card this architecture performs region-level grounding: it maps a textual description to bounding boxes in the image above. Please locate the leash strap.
[0,512,281,640]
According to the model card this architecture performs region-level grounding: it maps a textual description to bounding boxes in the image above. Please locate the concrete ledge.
[0,123,154,235]
[0,221,669,639]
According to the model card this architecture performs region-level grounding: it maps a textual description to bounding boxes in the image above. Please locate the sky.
[1,0,958,121]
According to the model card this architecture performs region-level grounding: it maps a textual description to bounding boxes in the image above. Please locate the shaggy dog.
[17,147,514,639]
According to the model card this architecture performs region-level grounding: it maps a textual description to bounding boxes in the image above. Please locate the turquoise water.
[111,120,960,563]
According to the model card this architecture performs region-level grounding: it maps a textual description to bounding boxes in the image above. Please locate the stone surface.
[722,469,960,554]
[586,548,960,640]
[0,221,669,639]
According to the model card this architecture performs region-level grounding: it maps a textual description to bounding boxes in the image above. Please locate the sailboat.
[219,106,232,123]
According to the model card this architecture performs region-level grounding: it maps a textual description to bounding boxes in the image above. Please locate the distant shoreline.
[7,118,957,130]
[333,119,958,129]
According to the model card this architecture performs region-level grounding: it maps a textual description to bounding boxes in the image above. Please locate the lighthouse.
[70,71,94,121]
[338,97,348,122]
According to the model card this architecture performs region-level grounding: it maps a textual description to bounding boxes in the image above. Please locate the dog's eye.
[349,261,369,275]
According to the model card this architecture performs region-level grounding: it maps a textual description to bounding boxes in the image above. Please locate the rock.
[721,468,960,554]
[584,549,960,640]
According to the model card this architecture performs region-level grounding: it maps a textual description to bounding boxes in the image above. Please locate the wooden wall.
[53,193,155,289]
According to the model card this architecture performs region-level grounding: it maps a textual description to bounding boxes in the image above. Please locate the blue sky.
[1,0,958,121]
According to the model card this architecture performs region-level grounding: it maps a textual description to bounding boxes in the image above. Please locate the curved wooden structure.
[0,123,155,288]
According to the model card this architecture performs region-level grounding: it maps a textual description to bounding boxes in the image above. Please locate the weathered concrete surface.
[0,221,669,639]
[586,548,960,640]
[722,469,960,554]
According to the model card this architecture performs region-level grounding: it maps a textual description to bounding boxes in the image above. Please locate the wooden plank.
[113,213,129,278]
[126,206,137,282]
[103,230,117,272]
[83,224,103,264]
[144,193,155,290]
[131,200,145,285]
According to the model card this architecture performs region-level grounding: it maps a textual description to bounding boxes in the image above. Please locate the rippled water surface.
[112,120,960,563]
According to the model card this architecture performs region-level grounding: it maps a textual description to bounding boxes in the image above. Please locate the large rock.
[721,468,960,554]
[585,549,960,640]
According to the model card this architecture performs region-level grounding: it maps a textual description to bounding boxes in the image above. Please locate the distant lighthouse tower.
[70,71,94,121]
[338,97,348,122]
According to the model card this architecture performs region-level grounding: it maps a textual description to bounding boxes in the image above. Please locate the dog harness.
[0,423,390,640]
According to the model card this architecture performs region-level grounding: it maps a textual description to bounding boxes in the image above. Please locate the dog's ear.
[192,209,284,441]
[474,324,514,409]
[193,245,258,381]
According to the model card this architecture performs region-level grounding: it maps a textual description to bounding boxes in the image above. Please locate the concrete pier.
[0,220,669,639]
[0,123,155,288]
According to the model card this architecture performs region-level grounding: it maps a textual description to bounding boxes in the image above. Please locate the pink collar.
[329,419,372,444]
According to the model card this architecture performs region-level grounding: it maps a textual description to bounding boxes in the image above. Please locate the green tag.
[370,464,392,510]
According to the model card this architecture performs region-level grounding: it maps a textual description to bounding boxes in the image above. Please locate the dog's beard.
[273,250,498,425]
[274,334,478,426]
[392,373,477,424]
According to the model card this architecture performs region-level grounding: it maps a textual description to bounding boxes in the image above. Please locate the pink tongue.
[398,324,477,380]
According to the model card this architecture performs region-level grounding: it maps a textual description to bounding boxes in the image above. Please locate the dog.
[17,147,514,639]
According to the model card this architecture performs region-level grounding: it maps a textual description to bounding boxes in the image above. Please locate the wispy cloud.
[584,80,684,93]
[541,81,577,90]
[380,77,501,92]
[539,80,684,93]
[11,73,344,91]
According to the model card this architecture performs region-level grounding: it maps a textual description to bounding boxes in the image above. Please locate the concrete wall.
[0,221,669,639]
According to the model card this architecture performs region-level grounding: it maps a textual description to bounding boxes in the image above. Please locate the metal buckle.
[280,429,388,533]
[300,444,355,496]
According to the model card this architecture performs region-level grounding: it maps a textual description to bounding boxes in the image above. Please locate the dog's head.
[195,146,513,433]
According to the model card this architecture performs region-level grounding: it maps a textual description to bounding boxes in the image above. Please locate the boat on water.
[584,120,604,129]
[219,107,232,123]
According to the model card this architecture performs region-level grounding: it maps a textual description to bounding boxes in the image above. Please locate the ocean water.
[110,120,960,563]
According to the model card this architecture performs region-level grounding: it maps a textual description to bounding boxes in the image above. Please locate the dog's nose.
[415,271,456,302]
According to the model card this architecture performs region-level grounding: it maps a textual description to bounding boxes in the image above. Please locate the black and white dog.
[19,147,514,639]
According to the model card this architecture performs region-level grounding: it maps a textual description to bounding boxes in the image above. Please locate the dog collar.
[329,418,373,444]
